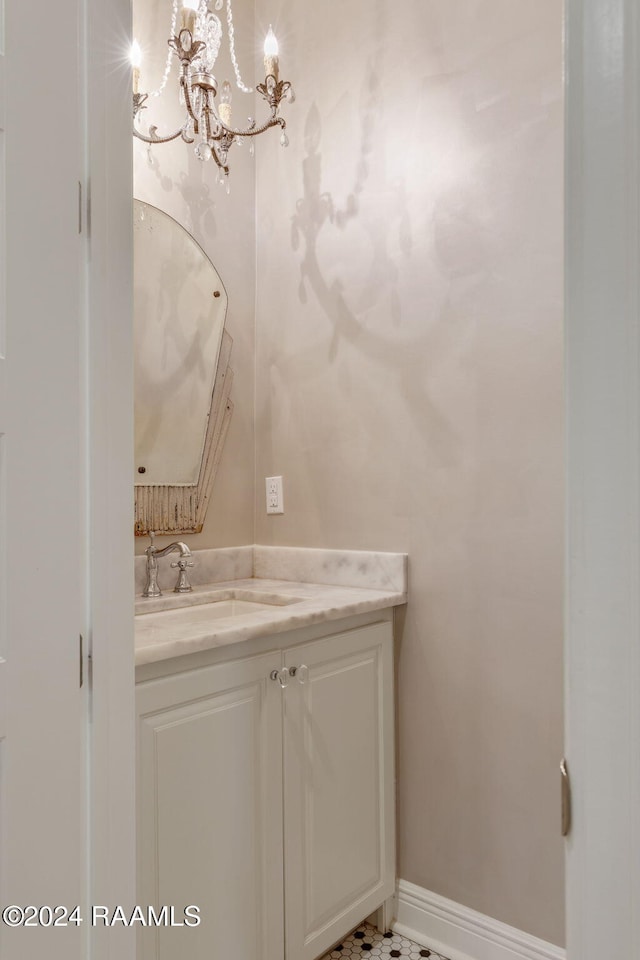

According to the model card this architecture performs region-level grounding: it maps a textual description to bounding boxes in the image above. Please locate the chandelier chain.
[226,0,253,93]
[149,0,179,98]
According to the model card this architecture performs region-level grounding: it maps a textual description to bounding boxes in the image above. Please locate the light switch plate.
[265,476,284,515]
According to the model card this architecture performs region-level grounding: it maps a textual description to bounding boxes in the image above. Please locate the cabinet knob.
[289,664,309,685]
[270,668,290,689]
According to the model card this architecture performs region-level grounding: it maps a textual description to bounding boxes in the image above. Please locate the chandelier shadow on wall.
[131,0,294,186]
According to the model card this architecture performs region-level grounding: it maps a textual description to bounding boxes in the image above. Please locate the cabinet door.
[283,622,395,960]
[136,653,284,960]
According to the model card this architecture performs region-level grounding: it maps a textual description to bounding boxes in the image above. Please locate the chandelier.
[131,0,294,182]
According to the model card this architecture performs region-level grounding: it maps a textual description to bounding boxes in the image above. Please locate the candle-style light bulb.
[131,39,142,94]
[264,25,279,80]
[130,39,142,68]
[181,0,199,33]
[219,80,233,126]
[264,26,279,57]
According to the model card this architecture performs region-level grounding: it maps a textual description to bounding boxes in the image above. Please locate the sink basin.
[135,590,306,641]
[140,598,284,626]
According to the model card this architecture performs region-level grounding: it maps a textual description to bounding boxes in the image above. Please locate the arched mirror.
[134,199,233,535]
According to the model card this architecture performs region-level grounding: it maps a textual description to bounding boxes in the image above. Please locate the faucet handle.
[171,556,195,594]
[142,531,162,598]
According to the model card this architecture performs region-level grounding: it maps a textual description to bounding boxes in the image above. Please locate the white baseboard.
[393,880,565,960]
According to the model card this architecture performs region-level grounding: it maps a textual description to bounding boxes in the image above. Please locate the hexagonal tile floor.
[320,922,450,959]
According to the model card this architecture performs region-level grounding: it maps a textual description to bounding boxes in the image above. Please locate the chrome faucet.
[143,532,194,597]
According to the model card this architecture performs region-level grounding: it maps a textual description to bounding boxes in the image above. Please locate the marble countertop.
[135,576,406,666]
[134,545,408,667]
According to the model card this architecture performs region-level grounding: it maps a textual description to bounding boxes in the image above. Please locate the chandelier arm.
[133,122,185,145]
[220,115,284,139]
[213,84,289,139]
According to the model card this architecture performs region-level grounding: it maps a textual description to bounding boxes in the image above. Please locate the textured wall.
[133,0,257,554]
[254,0,564,945]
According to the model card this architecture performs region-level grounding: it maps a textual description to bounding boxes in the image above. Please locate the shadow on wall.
[291,0,411,333]
[144,143,218,240]
[288,84,460,462]
[291,83,413,362]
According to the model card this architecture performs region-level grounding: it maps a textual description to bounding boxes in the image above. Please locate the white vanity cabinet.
[282,622,395,960]
[136,651,285,960]
[136,616,395,960]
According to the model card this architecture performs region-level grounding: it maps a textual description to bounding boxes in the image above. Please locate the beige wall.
[254,0,564,946]
[132,0,564,944]
[133,0,256,554]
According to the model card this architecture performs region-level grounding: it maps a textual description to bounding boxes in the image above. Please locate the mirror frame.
[133,201,234,536]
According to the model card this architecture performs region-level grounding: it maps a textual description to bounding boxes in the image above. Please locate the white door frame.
[1,0,136,954]
[85,0,136,957]
[1,1,88,957]
[565,0,640,956]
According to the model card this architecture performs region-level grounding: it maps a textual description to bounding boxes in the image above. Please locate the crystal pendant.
[195,141,213,161]
[280,132,289,148]
[249,141,255,158]
[286,85,296,103]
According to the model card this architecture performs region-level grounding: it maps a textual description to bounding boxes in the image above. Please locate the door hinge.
[78,181,83,234]
[79,633,84,688]
[561,758,571,837]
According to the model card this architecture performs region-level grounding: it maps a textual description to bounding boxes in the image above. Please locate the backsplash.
[134,545,407,596]
[134,545,254,594]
